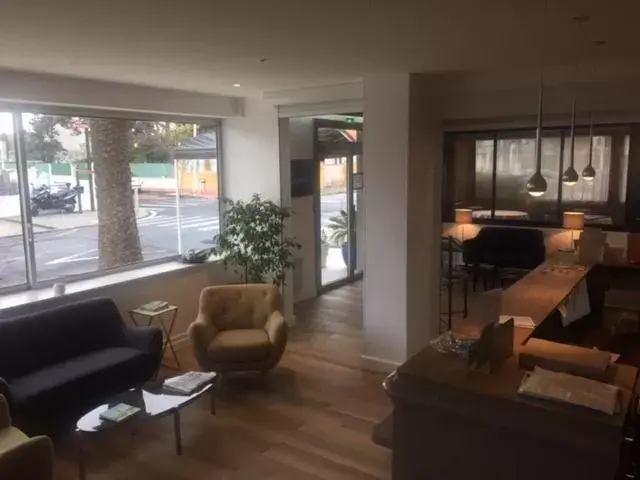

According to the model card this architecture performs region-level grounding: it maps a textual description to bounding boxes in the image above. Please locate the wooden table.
[386,259,638,480]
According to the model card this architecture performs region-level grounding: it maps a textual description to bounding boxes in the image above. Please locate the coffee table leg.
[173,410,182,456]
[77,430,87,480]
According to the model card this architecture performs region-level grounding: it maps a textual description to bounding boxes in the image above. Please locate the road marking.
[48,228,80,238]
[47,249,98,265]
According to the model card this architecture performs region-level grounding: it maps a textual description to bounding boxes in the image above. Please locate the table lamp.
[563,211,584,251]
[455,208,473,242]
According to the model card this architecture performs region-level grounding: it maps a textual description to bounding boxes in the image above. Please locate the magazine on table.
[163,371,216,395]
[137,300,170,313]
[99,403,141,423]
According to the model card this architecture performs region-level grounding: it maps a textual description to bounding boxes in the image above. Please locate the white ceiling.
[1,0,639,97]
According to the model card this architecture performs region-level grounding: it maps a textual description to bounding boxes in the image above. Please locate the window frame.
[443,123,632,231]
[0,106,223,294]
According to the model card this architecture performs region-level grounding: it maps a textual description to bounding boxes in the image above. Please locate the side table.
[129,304,181,370]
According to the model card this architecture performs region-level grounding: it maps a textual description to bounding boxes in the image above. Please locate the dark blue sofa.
[0,297,162,435]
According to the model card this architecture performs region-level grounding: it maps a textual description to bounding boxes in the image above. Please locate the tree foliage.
[131,122,196,163]
[24,115,78,163]
[215,194,300,287]
[23,115,200,164]
[327,209,349,246]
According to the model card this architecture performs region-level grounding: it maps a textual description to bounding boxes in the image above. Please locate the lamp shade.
[455,208,473,225]
[563,211,585,230]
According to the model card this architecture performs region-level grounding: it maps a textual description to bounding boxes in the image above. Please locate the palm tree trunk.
[91,118,142,269]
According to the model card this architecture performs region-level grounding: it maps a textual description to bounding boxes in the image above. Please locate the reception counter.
[385,261,639,480]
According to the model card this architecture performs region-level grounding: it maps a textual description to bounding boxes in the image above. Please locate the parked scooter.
[30,183,83,216]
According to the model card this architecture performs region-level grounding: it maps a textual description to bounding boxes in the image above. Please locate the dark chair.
[440,236,469,332]
[462,227,546,290]
[0,297,162,435]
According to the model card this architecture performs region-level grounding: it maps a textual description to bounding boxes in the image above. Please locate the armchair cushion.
[0,427,27,453]
[207,329,271,363]
[190,284,287,373]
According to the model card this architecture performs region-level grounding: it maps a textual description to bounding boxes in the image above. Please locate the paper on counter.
[499,315,535,329]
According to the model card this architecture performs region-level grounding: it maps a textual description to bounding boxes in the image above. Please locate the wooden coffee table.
[75,375,216,480]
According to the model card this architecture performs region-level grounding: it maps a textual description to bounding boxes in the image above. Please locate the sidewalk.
[0,208,151,238]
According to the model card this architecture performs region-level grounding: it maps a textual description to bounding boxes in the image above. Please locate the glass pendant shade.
[582,163,596,181]
[562,166,579,185]
[526,171,548,197]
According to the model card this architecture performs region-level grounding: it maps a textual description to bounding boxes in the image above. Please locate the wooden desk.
[387,260,638,480]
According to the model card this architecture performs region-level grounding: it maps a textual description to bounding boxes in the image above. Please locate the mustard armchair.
[0,395,54,480]
[188,284,288,373]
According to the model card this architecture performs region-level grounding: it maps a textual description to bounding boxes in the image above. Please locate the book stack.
[99,403,141,423]
[163,371,216,395]
[137,300,170,313]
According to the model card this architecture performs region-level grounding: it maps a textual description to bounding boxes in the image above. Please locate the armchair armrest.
[0,435,53,479]
[0,393,10,430]
[264,311,287,348]
[188,315,218,371]
[122,325,163,355]
[0,379,13,425]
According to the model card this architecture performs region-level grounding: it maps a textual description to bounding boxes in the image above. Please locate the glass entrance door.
[316,120,362,290]
[320,155,350,285]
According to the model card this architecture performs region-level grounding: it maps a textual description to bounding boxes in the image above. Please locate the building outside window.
[0,111,220,291]
[443,126,629,228]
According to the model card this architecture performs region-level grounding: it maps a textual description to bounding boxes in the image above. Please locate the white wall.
[362,73,410,370]
[362,73,443,372]
[222,98,281,202]
[0,68,242,119]
[289,117,317,302]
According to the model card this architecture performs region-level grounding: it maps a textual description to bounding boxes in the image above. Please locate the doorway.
[315,118,363,291]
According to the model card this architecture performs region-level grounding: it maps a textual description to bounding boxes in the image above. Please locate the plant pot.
[341,243,348,267]
[321,242,329,269]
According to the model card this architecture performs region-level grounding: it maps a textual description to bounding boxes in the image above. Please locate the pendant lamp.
[526,0,548,197]
[582,40,605,182]
[563,15,589,186]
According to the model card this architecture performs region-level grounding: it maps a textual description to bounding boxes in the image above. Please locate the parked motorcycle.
[30,183,84,216]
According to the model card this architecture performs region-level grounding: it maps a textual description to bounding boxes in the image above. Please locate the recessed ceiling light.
[233,83,241,88]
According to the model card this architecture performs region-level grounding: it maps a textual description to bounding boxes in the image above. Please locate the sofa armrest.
[188,316,217,371]
[265,311,287,348]
[122,325,163,355]
[0,435,53,479]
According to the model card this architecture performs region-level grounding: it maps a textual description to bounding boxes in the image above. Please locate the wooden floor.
[53,282,393,479]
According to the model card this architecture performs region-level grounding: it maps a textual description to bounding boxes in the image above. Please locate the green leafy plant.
[327,209,349,246]
[215,194,300,286]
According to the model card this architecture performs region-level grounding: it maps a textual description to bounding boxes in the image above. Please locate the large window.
[443,126,629,228]
[0,111,220,290]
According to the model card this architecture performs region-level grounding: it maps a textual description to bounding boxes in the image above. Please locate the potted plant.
[320,229,329,268]
[327,209,353,267]
[215,194,300,286]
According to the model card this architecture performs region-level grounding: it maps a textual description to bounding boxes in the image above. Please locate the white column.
[289,118,317,301]
[361,73,442,372]
[279,117,295,325]
[222,98,280,202]
[222,99,294,325]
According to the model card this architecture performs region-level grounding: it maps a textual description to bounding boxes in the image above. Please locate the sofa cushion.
[0,298,126,379]
[207,329,271,363]
[11,347,148,410]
